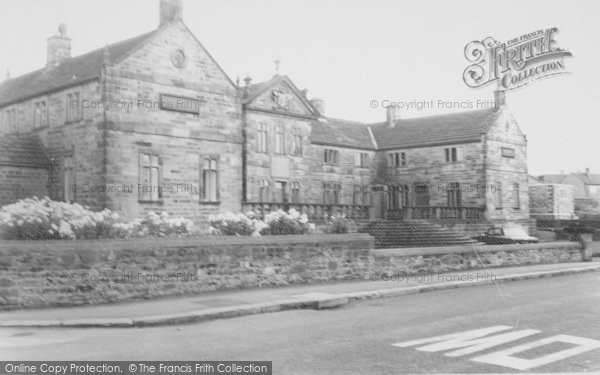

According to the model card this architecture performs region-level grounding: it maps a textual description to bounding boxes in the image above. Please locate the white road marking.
[471,334,600,370]
[393,326,600,370]
[393,325,514,349]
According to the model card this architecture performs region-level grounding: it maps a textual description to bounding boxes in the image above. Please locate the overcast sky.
[0,0,598,175]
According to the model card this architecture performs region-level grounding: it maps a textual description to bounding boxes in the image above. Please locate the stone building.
[529,182,575,220]
[0,0,531,232]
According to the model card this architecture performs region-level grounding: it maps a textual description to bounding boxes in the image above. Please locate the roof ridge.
[1,29,158,86]
[368,107,496,127]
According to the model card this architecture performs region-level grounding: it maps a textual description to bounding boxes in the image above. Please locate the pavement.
[1,261,599,328]
[3,271,600,373]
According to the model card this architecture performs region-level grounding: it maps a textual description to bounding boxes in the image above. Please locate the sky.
[0,0,598,175]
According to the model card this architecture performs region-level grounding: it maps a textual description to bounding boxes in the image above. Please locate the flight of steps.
[360,219,483,248]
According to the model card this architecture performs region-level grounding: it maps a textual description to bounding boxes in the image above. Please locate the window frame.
[259,180,271,202]
[62,156,75,203]
[274,124,285,154]
[139,153,162,203]
[257,123,268,153]
[495,181,503,209]
[512,183,520,209]
[291,181,301,203]
[200,156,219,203]
[66,91,82,123]
[324,149,339,165]
[292,127,303,155]
[33,100,48,129]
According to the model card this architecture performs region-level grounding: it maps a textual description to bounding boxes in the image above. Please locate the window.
[501,147,515,158]
[257,123,268,153]
[33,101,48,128]
[201,157,219,202]
[324,183,342,204]
[62,157,75,203]
[324,149,339,165]
[388,152,405,167]
[66,92,82,122]
[512,183,520,209]
[274,124,285,154]
[273,181,287,203]
[6,108,16,133]
[444,147,460,163]
[292,128,302,155]
[333,183,342,204]
[354,185,370,205]
[291,182,300,203]
[414,184,430,206]
[353,185,363,205]
[259,180,271,202]
[139,153,161,202]
[495,181,503,209]
[355,152,370,168]
[446,182,462,207]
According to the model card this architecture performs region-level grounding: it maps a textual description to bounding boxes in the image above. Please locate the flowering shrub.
[208,209,314,236]
[0,197,193,240]
[208,211,267,236]
[139,211,194,237]
[262,209,312,235]
[324,214,352,234]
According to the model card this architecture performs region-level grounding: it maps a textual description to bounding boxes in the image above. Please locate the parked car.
[474,226,538,244]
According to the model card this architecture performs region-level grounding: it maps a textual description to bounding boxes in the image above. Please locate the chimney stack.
[494,89,506,109]
[159,0,183,25]
[47,23,71,67]
[310,98,325,115]
[387,105,397,127]
[585,168,590,177]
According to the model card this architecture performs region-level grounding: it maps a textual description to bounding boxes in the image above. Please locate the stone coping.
[373,241,581,257]
[0,233,374,251]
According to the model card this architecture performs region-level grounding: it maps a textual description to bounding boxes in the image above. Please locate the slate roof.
[537,174,568,184]
[311,118,375,150]
[368,108,499,150]
[0,29,158,108]
[0,134,50,168]
[572,173,600,185]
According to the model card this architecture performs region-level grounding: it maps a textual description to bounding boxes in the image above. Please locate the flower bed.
[0,197,193,240]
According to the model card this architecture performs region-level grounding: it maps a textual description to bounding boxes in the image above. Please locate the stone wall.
[0,166,49,206]
[484,107,529,220]
[372,241,584,276]
[0,234,373,310]
[0,80,105,209]
[0,234,586,310]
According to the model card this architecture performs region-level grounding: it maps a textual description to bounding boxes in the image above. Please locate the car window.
[504,227,527,237]
[488,228,502,235]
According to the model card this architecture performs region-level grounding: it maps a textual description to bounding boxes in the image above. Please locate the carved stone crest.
[271,88,293,110]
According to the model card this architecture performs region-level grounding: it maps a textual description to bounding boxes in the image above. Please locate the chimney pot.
[310,98,325,115]
[494,89,506,109]
[387,105,397,127]
[47,23,71,67]
[159,0,183,25]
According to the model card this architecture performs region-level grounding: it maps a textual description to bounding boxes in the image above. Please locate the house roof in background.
[368,108,499,150]
[311,118,375,150]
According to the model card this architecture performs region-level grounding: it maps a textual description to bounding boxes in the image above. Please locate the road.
[2,272,599,374]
